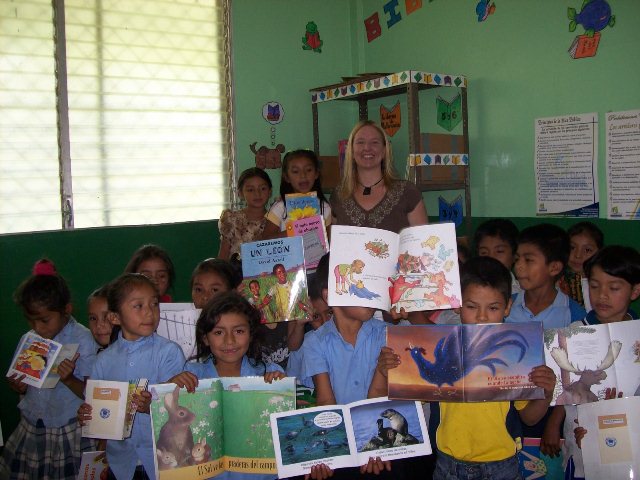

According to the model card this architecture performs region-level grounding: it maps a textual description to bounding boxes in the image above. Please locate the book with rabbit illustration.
[82,378,149,440]
[240,237,309,323]
[6,332,63,388]
[270,397,431,478]
[544,321,640,406]
[150,376,295,479]
[387,322,546,402]
[328,223,461,313]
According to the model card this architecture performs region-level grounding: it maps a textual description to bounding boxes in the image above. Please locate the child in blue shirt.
[541,245,640,479]
[170,291,285,480]
[506,223,586,328]
[1,259,97,480]
[78,273,185,480]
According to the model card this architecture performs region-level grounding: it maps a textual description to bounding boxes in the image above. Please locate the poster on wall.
[605,109,640,220]
[534,113,598,217]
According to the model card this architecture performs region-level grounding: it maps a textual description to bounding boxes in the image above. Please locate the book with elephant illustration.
[387,322,546,402]
[327,223,461,313]
[543,321,640,406]
[270,397,431,478]
[240,236,309,323]
[150,376,295,479]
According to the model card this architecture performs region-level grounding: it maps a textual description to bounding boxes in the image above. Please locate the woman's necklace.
[359,177,383,195]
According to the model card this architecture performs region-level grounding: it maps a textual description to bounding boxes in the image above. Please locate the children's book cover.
[150,376,295,479]
[41,342,79,389]
[328,224,461,313]
[6,332,63,388]
[285,192,321,221]
[387,322,545,402]
[241,237,309,323]
[517,438,565,480]
[286,214,328,270]
[577,396,639,479]
[271,397,430,478]
[77,451,109,480]
[543,321,640,405]
[157,303,200,361]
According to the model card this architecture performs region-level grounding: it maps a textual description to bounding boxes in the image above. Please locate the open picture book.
[387,322,546,402]
[270,397,431,478]
[82,378,149,440]
[157,303,200,361]
[6,332,66,388]
[328,223,461,312]
[150,376,295,479]
[240,236,309,323]
[543,321,640,405]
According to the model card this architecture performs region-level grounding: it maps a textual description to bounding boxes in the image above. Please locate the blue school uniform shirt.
[301,317,387,405]
[285,330,317,388]
[91,332,185,480]
[184,355,281,480]
[184,355,284,378]
[505,289,585,329]
[17,317,97,427]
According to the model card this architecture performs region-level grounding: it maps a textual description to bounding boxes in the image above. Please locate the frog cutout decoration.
[302,21,323,53]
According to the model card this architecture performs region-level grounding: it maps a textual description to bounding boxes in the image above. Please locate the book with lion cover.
[543,321,640,406]
[328,223,461,312]
[150,377,295,479]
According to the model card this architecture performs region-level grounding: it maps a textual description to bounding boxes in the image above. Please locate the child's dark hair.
[190,258,241,291]
[567,221,604,249]
[124,244,176,290]
[280,149,328,219]
[106,273,159,343]
[473,219,519,255]
[238,167,272,191]
[87,284,110,305]
[272,263,286,275]
[517,223,570,272]
[584,245,640,286]
[14,259,71,315]
[310,253,330,298]
[460,256,512,303]
[192,291,264,369]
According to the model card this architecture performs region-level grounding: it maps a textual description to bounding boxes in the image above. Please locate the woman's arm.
[407,199,428,226]
[217,238,231,260]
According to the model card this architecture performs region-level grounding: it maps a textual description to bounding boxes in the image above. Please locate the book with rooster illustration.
[387,322,545,402]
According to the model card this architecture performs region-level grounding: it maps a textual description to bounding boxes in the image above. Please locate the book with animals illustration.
[543,321,640,406]
[270,397,431,478]
[157,303,201,361]
[328,224,461,313]
[387,322,546,402]
[6,332,63,388]
[517,438,565,480]
[82,378,149,440]
[150,376,295,479]
[240,237,309,323]
[77,451,109,480]
[577,396,639,479]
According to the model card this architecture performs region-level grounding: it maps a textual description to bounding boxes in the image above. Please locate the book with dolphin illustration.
[270,397,431,478]
[543,321,640,406]
[328,223,461,313]
[150,376,295,479]
[387,322,546,402]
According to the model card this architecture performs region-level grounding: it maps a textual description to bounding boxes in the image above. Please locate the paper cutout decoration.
[567,0,614,59]
[380,101,401,137]
[439,195,463,228]
[302,21,323,53]
[250,142,285,169]
[436,94,462,132]
[476,0,496,22]
[263,102,284,124]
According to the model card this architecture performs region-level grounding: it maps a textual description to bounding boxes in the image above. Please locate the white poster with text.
[606,109,640,220]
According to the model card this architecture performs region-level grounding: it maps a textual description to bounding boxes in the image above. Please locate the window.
[0,0,233,234]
